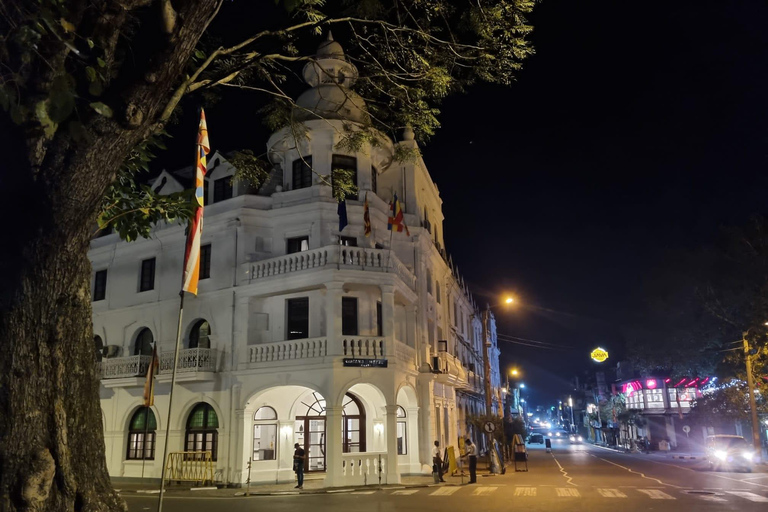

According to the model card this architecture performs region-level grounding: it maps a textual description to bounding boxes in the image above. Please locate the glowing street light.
[505,297,514,304]
[510,368,519,377]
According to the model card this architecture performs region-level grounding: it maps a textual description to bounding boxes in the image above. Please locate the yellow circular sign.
[591,347,609,363]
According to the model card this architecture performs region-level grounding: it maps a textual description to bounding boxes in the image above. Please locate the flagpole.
[141,344,154,480]
[157,291,185,512]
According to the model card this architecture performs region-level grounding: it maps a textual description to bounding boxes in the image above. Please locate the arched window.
[189,320,211,349]
[94,335,104,362]
[253,407,277,461]
[396,406,407,455]
[185,403,218,460]
[134,328,153,356]
[127,407,156,460]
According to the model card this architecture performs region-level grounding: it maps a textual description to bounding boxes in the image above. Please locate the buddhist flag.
[363,192,371,237]
[142,343,160,407]
[387,193,410,236]
[181,109,210,295]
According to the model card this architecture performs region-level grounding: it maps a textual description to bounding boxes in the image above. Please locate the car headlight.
[578,436,583,441]
[569,436,575,441]
[556,432,560,437]
[742,451,754,461]
[714,450,727,461]
[548,432,552,436]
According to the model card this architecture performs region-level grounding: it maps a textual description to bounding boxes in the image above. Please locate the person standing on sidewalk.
[293,443,305,489]
[465,439,477,483]
[432,440,446,482]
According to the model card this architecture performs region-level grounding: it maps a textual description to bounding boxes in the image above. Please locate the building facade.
[91,34,502,487]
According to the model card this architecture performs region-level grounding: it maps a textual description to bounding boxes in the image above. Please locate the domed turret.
[295,32,368,123]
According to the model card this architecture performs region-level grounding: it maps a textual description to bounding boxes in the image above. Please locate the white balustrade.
[249,338,327,363]
[159,348,216,373]
[341,453,387,485]
[246,245,416,289]
[99,355,152,379]
[341,337,385,357]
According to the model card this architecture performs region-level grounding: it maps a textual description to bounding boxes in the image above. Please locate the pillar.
[385,404,401,483]
[232,408,245,484]
[277,420,295,482]
[406,406,421,472]
[323,405,344,487]
[380,284,395,355]
[325,282,344,355]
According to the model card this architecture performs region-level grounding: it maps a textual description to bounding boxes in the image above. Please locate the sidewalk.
[113,474,445,498]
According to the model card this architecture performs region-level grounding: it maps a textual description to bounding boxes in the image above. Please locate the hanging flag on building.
[142,343,160,407]
[338,199,348,232]
[387,193,410,236]
[181,109,210,295]
[363,192,371,237]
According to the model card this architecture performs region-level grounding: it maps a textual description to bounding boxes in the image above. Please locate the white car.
[569,434,583,444]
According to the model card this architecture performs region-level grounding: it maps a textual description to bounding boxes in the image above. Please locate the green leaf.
[59,18,75,33]
[90,102,113,118]
[48,74,76,123]
[88,80,103,96]
[97,57,106,68]
[87,38,94,49]
[194,49,206,59]
[85,66,97,82]
[35,100,58,137]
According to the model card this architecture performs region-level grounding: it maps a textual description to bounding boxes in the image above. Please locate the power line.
[496,333,574,350]
[496,336,576,351]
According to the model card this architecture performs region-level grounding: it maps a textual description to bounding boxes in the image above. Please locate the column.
[406,406,421,473]
[325,282,344,356]
[323,406,344,487]
[380,285,395,356]
[385,404,401,483]
[232,408,245,484]
[277,420,295,482]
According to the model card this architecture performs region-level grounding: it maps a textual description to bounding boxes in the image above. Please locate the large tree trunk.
[0,1,220,510]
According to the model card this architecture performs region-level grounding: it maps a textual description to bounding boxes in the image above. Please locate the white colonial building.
[91,34,503,487]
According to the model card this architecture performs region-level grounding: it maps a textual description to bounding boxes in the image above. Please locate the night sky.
[156,1,768,405]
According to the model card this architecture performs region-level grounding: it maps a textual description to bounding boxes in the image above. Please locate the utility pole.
[482,306,492,416]
[742,332,762,460]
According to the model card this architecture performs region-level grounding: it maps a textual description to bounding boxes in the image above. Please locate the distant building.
[91,34,502,487]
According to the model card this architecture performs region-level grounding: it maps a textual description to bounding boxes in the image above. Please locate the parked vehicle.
[705,435,754,472]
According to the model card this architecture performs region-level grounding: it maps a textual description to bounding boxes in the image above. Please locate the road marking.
[392,490,419,496]
[514,487,537,496]
[638,489,675,499]
[430,487,461,496]
[472,487,497,496]
[351,491,376,495]
[594,456,682,488]
[726,491,768,502]
[556,487,581,497]
[597,488,627,498]
[696,495,727,502]
[551,454,577,486]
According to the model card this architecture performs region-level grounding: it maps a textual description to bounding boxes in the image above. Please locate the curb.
[671,456,699,460]
[120,481,449,497]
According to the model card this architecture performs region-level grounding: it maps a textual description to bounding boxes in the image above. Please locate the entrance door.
[296,417,326,472]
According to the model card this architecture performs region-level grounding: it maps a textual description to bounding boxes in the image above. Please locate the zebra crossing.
[385,485,768,502]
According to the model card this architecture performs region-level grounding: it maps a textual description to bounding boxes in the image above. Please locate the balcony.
[244,245,416,290]
[434,351,468,388]
[98,348,217,387]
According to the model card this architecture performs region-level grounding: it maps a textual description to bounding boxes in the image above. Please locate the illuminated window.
[127,407,156,460]
[253,407,277,461]
[185,403,218,460]
[396,406,407,455]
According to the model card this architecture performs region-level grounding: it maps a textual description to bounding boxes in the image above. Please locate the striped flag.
[142,343,160,407]
[387,193,410,236]
[363,192,371,237]
[181,109,210,295]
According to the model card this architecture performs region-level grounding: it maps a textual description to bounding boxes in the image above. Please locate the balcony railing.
[249,338,327,363]
[342,336,385,357]
[99,348,216,380]
[245,245,416,289]
[435,351,468,387]
[99,355,151,379]
[159,348,216,373]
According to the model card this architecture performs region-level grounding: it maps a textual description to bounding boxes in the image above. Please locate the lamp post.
[568,397,575,433]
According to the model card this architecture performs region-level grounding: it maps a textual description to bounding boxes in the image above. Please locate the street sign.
[590,347,609,363]
[484,421,496,434]
[342,358,388,368]
[682,425,690,434]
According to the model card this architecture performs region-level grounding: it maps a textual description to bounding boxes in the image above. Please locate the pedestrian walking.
[432,440,446,482]
[465,438,477,483]
[293,443,305,489]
